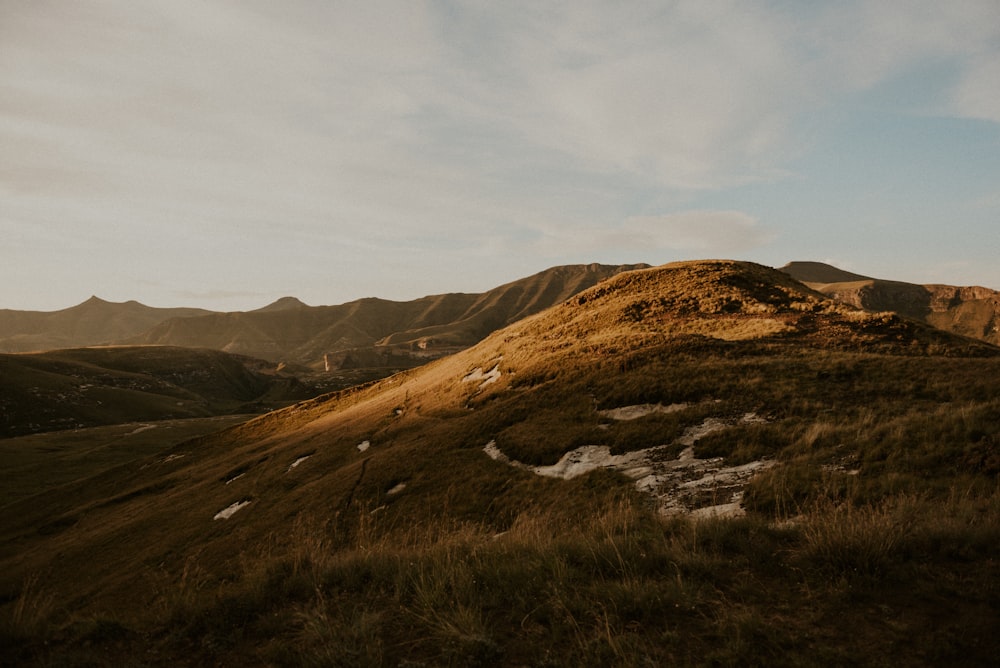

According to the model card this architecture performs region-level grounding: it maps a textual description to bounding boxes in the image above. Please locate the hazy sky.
[3,1,999,311]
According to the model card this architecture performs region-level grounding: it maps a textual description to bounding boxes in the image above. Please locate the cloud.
[1,1,999,309]
[3,1,996,227]
[423,1,810,190]
[169,288,274,305]
[530,210,772,258]
[951,55,1000,123]
[808,1,1000,119]
[623,211,773,252]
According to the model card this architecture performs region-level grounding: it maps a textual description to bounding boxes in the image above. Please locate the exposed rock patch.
[287,455,311,471]
[462,363,502,390]
[484,413,774,517]
[213,500,251,520]
[597,403,689,420]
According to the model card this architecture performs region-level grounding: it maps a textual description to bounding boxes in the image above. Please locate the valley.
[0,346,313,438]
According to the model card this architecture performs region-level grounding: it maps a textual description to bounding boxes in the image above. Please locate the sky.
[2,0,999,311]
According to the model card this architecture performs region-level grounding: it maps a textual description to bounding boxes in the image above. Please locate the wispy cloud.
[951,55,1000,122]
[530,210,772,257]
[169,288,274,305]
[1,1,998,309]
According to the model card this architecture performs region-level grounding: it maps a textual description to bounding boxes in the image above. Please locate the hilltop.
[251,296,311,313]
[3,261,998,666]
[782,261,1000,346]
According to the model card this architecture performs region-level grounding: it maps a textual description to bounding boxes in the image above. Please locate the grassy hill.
[2,261,999,666]
[0,346,314,438]
[782,261,1000,346]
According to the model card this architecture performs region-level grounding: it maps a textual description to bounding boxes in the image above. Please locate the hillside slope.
[0,346,313,438]
[782,261,1000,346]
[0,297,213,353]
[3,261,998,666]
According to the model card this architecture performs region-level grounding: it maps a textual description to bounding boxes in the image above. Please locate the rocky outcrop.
[781,262,1000,346]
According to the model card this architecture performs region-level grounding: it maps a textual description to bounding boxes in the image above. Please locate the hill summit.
[252,296,310,312]
[779,261,873,284]
[551,260,989,353]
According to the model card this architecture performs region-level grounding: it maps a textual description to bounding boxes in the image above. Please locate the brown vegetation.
[2,261,998,666]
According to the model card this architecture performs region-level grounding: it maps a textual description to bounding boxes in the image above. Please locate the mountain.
[0,297,214,353]
[128,263,648,368]
[781,261,1000,346]
[251,296,310,312]
[0,346,314,438]
[777,261,874,284]
[4,260,998,665]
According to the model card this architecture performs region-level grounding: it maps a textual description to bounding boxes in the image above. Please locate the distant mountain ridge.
[121,263,649,368]
[5,261,997,364]
[777,261,874,284]
[780,261,1000,346]
[0,265,644,365]
[0,297,212,353]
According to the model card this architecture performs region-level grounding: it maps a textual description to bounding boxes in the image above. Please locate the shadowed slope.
[0,347,313,438]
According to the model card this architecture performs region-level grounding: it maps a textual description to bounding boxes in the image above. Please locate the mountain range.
[0,297,211,353]
[0,264,647,369]
[4,260,998,665]
[2,262,997,374]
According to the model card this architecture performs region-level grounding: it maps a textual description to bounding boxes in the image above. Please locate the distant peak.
[71,295,121,310]
[69,295,156,312]
[780,261,873,284]
[254,296,309,312]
